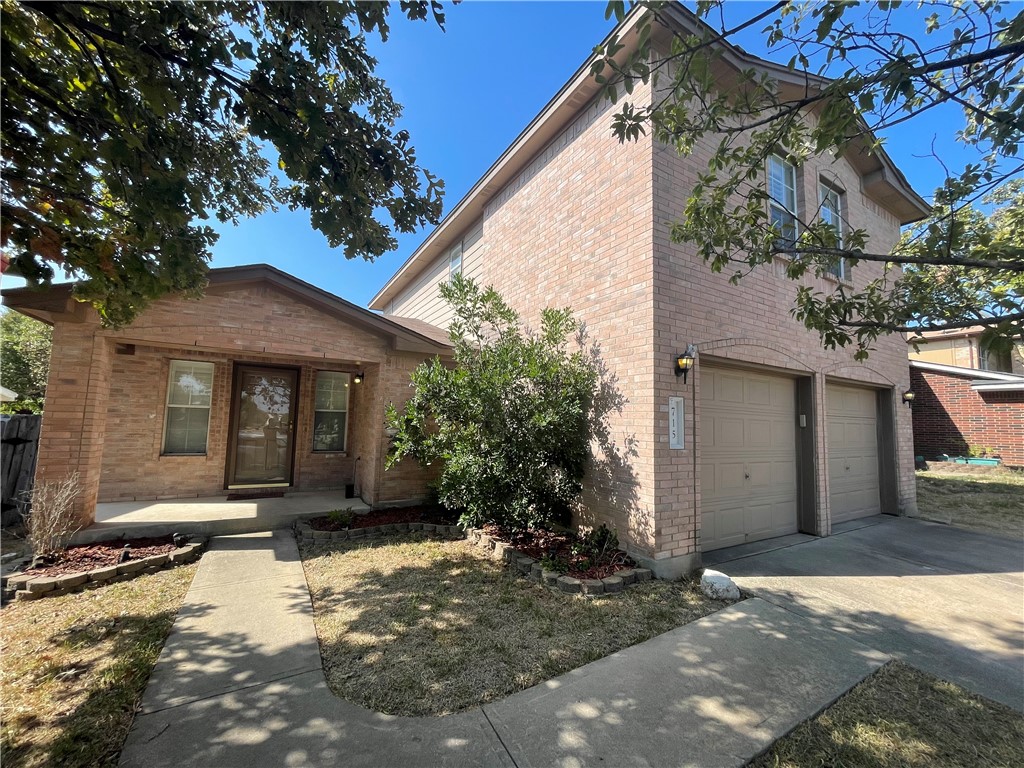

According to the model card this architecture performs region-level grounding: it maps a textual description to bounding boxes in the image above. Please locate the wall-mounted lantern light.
[353,371,364,385]
[675,344,697,384]
[902,389,915,406]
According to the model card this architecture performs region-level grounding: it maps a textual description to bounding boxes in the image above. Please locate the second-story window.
[820,184,846,280]
[449,241,463,278]
[768,154,798,247]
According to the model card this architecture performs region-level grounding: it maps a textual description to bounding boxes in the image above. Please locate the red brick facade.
[910,367,1024,467]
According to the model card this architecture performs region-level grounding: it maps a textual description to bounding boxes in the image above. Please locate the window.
[448,240,463,278]
[768,154,798,246]
[820,184,847,280]
[313,371,349,452]
[163,361,214,455]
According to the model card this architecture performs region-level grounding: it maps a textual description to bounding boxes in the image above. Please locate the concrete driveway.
[713,516,1024,710]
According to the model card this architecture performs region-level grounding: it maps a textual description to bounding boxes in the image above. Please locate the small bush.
[22,472,81,557]
[327,509,354,527]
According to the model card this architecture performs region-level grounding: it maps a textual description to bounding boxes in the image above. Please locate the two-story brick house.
[368,4,930,576]
[4,5,929,575]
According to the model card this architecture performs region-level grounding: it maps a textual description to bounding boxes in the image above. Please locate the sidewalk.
[121,531,888,768]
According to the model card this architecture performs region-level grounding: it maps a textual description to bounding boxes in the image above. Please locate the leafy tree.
[1,1,446,325]
[596,0,1024,358]
[0,309,52,412]
[386,276,600,532]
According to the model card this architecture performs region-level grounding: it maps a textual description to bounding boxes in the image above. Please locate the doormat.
[226,490,286,501]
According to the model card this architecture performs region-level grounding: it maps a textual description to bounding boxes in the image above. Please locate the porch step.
[72,492,370,545]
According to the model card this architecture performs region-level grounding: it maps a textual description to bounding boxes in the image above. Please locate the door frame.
[225,362,301,490]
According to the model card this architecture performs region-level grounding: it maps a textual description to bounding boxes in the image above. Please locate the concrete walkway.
[121,531,888,768]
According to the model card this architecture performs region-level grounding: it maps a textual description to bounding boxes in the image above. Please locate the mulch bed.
[482,524,635,580]
[308,506,459,532]
[18,536,179,578]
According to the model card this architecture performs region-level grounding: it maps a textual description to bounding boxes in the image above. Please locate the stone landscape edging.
[294,519,466,543]
[463,527,652,595]
[1,541,206,603]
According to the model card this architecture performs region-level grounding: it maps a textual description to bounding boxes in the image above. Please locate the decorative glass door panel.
[228,366,298,487]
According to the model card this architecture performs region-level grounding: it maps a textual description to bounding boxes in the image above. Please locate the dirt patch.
[308,506,458,532]
[18,536,179,578]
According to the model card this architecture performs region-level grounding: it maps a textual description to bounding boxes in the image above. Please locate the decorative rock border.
[463,527,652,596]
[1,541,206,603]
[294,519,465,544]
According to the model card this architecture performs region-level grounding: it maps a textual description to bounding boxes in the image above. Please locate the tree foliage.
[1,1,446,325]
[596,0,1024,358]
[386,276,600,532]
[0,309,52,412]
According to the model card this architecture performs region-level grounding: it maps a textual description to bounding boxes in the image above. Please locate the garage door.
[700,367,798,551]
[827,384,880,524]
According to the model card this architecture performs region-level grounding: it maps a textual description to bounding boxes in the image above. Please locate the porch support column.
[34,322,112,528]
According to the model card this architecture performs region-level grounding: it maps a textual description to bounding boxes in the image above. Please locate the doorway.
[227,365,299,488]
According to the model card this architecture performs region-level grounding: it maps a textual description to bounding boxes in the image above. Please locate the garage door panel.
[716,373,745,403]
[747,379,772,406]
[827,383,881,524]
[701,367,799,552]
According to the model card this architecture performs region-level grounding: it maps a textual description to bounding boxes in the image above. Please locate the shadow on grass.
[2,600,192,768]
[300,534,723,717]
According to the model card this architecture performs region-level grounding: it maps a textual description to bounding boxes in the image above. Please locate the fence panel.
[1,414,42,527]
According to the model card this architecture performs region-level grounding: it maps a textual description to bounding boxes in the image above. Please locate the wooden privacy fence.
[1,414,41,527]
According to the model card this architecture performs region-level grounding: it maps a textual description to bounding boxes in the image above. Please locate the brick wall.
[910,367,1024,466]
[383,82,920,572]
[35,282,437,520]
[653,115,918,563]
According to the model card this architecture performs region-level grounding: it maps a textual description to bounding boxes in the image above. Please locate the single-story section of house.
[1,265,450,527]
[910,360,1024,467]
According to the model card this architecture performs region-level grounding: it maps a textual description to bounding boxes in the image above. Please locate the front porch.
[74,490,369,543]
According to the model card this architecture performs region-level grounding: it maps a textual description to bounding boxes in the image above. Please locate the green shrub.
[386,276,599,532]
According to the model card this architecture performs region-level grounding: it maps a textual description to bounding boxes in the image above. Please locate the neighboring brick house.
[1,266,449,526]
[909,361,1024,467]
[369,4,929,576]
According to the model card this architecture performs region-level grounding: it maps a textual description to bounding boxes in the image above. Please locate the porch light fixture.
[902,390,915,406]
[353,371,364,385]
[675,344,697,383]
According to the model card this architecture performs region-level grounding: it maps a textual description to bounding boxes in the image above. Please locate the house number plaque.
[669,396,685,449]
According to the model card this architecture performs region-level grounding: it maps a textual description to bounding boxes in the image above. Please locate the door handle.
[744,472,750,480]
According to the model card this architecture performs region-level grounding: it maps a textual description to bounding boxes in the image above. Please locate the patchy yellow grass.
[1,565,197,768]
[300,534,733,717]
[752,661,1024,768]
[915,466,1024,538]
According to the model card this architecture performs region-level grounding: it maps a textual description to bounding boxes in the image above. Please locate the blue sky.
[2,2,991,304]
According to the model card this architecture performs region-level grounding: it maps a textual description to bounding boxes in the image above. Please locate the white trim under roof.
[911,359,1024,382]
[972,381,1024,392]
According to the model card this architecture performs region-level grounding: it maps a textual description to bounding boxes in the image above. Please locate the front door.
[228,366,298,488]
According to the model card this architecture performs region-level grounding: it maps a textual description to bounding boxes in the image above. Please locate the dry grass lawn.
[751,661,1024,768]
[0,565,197,768]
[300,534,733,717]
[915,465,1024,538]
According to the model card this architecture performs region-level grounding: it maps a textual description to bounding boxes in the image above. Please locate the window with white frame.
[820,183,847,280]
[448,240,463,278]
[163,360,214,455]
[312,371,350,452]
[768,154,798,246]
